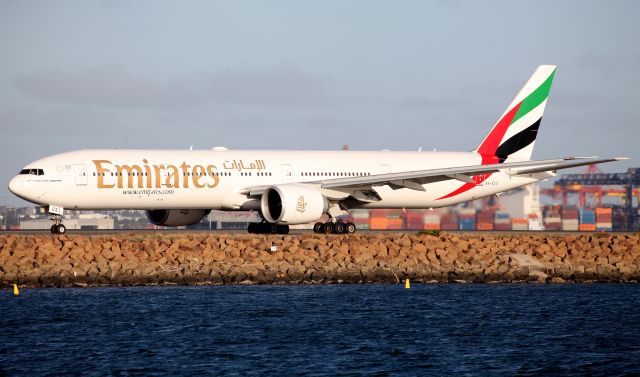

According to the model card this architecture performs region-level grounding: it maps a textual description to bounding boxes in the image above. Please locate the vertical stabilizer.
[475,65,556,162]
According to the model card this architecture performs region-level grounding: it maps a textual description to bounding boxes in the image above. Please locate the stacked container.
[543,206,562,231]
[494,212,512,231]
[369,209,389,230]
[579,209,596,231]
[386,211,404,230]
[595,208,613,231]
[458,208,476,230]
[405,210,425,230]
[562,207,579,231]
[351,209,370,230]
[476,210,495,231]
[440,213,459,230]
[423,212,440,230]
[511,218,529,231]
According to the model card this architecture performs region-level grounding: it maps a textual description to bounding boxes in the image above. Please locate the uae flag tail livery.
[476,65,556,164]
[437,65,556,200]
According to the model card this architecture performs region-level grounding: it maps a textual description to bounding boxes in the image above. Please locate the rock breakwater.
[1,233,639,287]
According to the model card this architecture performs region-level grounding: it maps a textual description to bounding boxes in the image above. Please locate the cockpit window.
[19,169,44,176]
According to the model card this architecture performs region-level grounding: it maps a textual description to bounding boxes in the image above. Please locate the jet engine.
[146,209,211,227]
[261,184,327,224]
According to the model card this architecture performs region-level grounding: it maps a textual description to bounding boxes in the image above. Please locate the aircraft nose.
[8,176,20,195]
[8,175,28,199]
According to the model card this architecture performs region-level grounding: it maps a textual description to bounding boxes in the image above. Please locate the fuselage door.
[281,164,293,183]
[74,164,87,185]
[159,164,170,187]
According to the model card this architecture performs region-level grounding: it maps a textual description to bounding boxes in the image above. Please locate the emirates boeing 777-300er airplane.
[8,65,625,234]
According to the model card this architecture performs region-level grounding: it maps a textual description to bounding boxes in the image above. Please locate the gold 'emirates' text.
[93,160,220,189]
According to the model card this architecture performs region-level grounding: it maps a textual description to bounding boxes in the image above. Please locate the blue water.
[2,285,639,376]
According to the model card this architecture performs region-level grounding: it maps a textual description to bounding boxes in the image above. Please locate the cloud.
[14,64,335,108]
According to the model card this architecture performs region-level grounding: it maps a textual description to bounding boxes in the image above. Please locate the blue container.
[459,219,476,230]
[579,210,596,224]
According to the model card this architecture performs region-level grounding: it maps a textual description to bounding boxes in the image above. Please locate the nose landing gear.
[50,214,66,234]
[47,205,66,234]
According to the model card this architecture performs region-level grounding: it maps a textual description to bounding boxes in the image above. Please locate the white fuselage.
[9,149,539,211]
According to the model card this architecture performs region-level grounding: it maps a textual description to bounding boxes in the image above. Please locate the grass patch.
[417,230,440,237]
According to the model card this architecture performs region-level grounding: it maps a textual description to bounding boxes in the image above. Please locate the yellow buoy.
[405,278,410,289]
[13,284,20,296]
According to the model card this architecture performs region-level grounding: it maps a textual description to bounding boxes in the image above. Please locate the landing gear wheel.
[269,224,279,234]
[313,222,324,233]
[323,222,335,234]
[277,225,290,234]
[345,222,357,234]
[51,224,59,234]
[57,224,66,234]
[334,222,345,234]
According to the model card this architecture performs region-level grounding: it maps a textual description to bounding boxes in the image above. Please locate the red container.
[441,223,458,230]
[494,223,512,231]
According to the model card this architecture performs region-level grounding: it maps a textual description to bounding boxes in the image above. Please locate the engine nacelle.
[261,184,327,224]
[146,209,211,227]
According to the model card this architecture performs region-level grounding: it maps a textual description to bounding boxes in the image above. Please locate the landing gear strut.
[50,214,66,234]
[313,221,356,234]
[248,222,289,234]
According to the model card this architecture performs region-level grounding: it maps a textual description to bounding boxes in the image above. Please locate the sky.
[1,0,639,206]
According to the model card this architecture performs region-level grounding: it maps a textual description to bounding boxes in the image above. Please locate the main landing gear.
[50,214,67,234]
[313,221,357,234]
[247,222,290,234]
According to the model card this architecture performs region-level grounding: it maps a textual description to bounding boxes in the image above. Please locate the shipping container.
[579,209,596,224]
[579,223,597,231]
[351,210,370,219]
[441,222,459,230]
[562,208,579,220]
[370,218,389,230]
[387,218,403,230]
[512,218,529,231]
[494,223,512,231]
[476,222,494,231]
[459,218,476,230]
[562,219,579,231]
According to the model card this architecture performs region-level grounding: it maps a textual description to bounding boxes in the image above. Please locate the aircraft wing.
[320,156,626,190]
[240,157,626,197]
